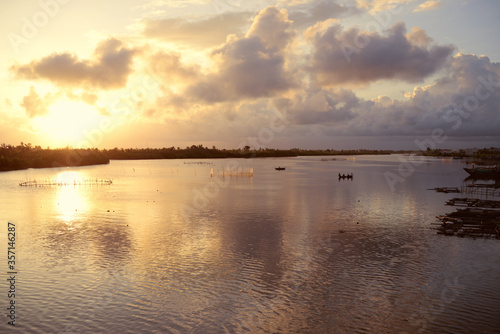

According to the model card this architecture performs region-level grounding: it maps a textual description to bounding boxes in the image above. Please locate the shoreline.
[0,152,383,173]
[0,145,400,172]
[2,144,498,173]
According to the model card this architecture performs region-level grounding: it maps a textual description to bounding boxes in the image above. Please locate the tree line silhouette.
[103,145,394,160]
[0,143,396,172]
[0,143,109,171]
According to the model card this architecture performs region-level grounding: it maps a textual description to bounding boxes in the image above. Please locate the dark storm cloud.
[11,39,136,90]
[308,21,455,85]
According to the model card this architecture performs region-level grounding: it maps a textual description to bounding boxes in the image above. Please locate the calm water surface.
[1,155,499,333]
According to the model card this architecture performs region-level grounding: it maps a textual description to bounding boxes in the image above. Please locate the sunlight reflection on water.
[1,156,499,333]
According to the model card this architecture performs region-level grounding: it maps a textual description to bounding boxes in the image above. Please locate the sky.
[1,0,500,150]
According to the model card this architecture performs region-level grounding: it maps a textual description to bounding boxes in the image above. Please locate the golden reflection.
[54,171,89,223]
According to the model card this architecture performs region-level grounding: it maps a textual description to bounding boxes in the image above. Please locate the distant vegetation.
[473,148,500,164]
[3,142,498,172]
[422,148,464,158]
[0,142,446,172]
[422,147,500,164]
[0,143,109,172]
[102,145,396,160]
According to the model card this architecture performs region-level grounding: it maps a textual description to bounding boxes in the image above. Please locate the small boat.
[463,165,500,179]
[431,187,460,193]
[275,167,285,171]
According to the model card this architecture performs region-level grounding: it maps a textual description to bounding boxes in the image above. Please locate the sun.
[36,101,104,147]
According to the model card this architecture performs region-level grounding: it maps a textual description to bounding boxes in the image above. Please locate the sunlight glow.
[35,101,104,147]
[54,171,90,223]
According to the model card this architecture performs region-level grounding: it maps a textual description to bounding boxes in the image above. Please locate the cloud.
[368,52,500,137]
[186,36,294,102]
[355,0,414,13]
[413,0,443,13]
[308,21,455,85]
[274,88,359,125]
[287,0,359,29]
[21,86,56,118]
[246,6,295,50]
[135,51,202,117]
[280,53,500,138]
[142,11,253,48]
[11,39,136,90]
[139,8,498,143]
[147,51,200,87]
[118,49,500,149]
[184,7,298,103]
[64,90,99,105]
[139,0,210,9]
[406,26,433,47]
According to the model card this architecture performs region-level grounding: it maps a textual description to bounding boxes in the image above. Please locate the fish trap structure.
[446,198,500,208]
[433,202,500,239]
[210,167,253,177]
[460,178,500,199]
[460,183,500,199]
[184,161,215,165]
[19,178,113,187]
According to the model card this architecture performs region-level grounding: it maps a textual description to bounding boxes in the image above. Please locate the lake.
[1,155,499,333]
